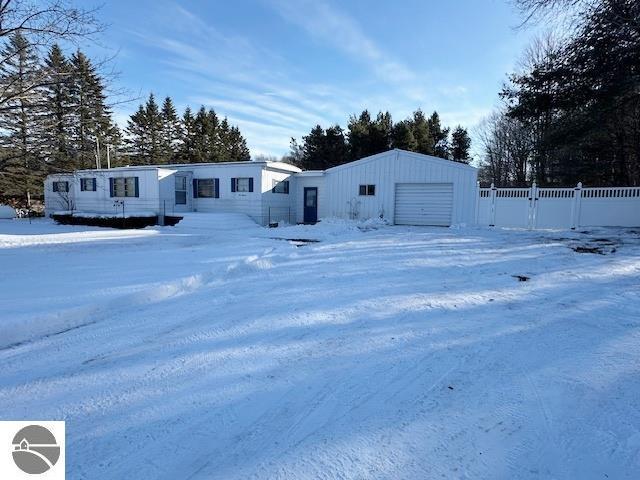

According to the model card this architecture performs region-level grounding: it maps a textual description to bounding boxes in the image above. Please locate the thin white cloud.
[120,2,487,157]
[266,0,423,96]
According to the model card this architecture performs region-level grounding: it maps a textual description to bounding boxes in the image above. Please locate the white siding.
[189,164,264,224]
[320,150,477,225]
[74,169,161,215]
[45,169,161,216]
[293,175,326,223]
[261,168,295,225]
[44,174,75,215]
[158,168,180,215]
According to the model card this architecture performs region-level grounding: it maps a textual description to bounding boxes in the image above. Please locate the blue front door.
[303,187,318,223]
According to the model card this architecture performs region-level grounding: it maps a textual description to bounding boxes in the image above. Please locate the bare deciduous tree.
[0,0,101,110]
[478,112,532,186]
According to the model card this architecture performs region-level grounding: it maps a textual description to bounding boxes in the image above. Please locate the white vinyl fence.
[476,183,640,229]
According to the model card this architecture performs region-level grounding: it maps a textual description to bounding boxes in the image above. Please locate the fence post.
[489,183,496,227]
[529,182,538,230]
[475,181,480,225]
[570,182,582,230]
[158,200,165,226]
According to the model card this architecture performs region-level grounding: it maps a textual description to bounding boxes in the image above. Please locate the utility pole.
[95,137,101,169]
[106,144,111,169]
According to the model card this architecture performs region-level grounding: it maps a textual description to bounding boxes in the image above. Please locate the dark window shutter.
[231,178,236,192]
[109,178,114,197]
[248,178,254,192]
[193,179,198,198]
[92,178,96,191]
[359,185,366,196]
[134,177,139,197]
[214,178,220,198]
[53,182,58,192]
[80,179,85,191]
[284,181,289,194]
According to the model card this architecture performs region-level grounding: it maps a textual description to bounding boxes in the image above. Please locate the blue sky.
[94,0,535,158]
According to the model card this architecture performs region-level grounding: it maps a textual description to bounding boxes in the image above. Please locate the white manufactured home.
[44,149,479,226]
[45,161,301,225]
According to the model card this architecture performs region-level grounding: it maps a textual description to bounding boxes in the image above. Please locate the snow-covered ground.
[1,214,639,479]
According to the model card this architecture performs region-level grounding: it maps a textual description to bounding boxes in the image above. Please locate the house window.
[80,178,96,191]
[111,177,138,197]
[359,184,375,196]
[196,179,216,198]
[272,180,289,194]
[232,177,253,192]
[52,181,69,192]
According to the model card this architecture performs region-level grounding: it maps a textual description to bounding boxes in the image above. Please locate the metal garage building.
[296,149,478,226]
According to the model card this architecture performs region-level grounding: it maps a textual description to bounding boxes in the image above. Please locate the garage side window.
[359,184,375,196]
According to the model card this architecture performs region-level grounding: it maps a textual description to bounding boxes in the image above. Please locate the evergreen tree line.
[286,109,471,171]
[0,33,118,199]
[480,0,640,187]
[125,93,250,165]
[0,28,251,204]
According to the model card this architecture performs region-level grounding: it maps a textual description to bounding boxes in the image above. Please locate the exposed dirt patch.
[270,237,321,247]
[571,237,620,255]
[572,246,604,254]
[512,275,530,282]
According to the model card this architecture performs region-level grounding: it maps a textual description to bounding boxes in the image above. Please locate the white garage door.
[394,183,454,226]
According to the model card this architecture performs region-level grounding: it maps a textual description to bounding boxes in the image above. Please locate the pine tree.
[125,93,163,164]
[301,125,327,170]
[322,125,348,168]
[451,126,471,163]
[297,124,347,170]
[347,110,373,160]
[206,109,220,161]
[144,93,163,164]
[125,104,148,162]
[392,120,417,151]
[226,126,251,161]
[175,107,250,163]
[192,106,209,163]
[160,96,182,163]
[370,111,393,153]
[69,50,115,169]
[0,33,46,200]
[410,109,434,155]
[42,44,73,172]
[178,107,196,163]
[427,111,450,158]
